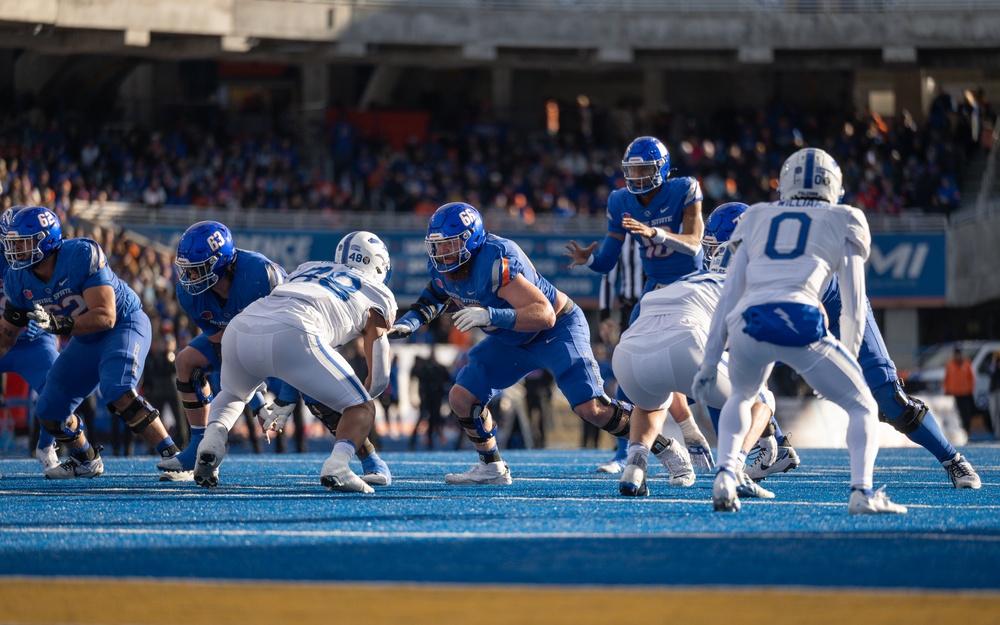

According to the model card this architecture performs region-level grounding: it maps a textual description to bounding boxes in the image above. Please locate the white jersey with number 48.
[244,261,397,348]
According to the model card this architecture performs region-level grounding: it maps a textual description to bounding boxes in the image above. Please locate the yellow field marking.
[1,578,998,625]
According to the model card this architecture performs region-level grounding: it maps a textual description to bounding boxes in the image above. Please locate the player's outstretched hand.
[564,240,597,269]
[388,315,421,339]
[691,362,718,409]
[453,307,491,332]
[685,434,716,472]
[260,400,296,444]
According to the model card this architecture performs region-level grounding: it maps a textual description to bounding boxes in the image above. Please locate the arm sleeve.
[837,241,868,358]
[368,333,391,397]
[408,280,450,325]
[651,228,701,255]
[599,261,619,321]
[702,243,749,365]
[587,234,625,274]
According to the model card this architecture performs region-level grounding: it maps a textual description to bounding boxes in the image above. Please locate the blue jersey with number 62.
[4,238,141,344]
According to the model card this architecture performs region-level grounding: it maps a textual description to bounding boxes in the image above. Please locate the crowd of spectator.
[1,88,996,453]
[0,86,994,224]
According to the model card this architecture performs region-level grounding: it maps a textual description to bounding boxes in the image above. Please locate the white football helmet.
[778,148,844,204]
[334,231,392,285]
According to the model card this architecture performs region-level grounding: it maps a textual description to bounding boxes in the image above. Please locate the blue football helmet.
[425,202,487,272]
[4,206,63,270]
[335,230,392,285]
[175,220,236,295]
[778,148,844,204]
[703,202,748,273]
[621,136,671,195]
[0,206,28,252]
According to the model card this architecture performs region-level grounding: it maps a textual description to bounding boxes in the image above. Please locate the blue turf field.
[1,447,999,591]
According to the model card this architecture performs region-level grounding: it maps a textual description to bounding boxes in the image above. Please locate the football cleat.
[193,424,229,488]
[848,486,908,515]
[654,438,696,486]
[943,453,981,489]
[444,460,512,485]
[736,470,775,499]
[45,450,104,480]
[36,442,61,473]
[619,462,649,497]
[713,470,740,512]
[746,444,800,481]
[321,454,375,493]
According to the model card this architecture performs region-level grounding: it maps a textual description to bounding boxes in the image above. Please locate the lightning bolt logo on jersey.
[606,177,704,286]
[4,238,142,344]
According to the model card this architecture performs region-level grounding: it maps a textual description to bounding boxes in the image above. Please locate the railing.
[294,0,1000,12]
[73,200,947,234]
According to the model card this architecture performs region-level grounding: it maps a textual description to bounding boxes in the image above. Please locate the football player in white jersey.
[693,148,906,515]
[193,231,396,493]
[613,202,777,499]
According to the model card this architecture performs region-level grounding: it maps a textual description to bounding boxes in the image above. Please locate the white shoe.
[745,444,800,481]
[848,486,908,515]
[158,470,194,482]
[619,462,649,497]
[45,452,104,480]
[320,455,374,493]
[654,438,696,486]
[736,470,775,499]
[713,470,740,512]
[943,453,981,489]
[596,458,626,474]
[193,424,228,488]
[37,443,61,473]
[444,460,512,485]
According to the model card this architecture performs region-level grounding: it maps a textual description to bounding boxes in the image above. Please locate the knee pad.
[598,395,632,437]
[878,382,927,435]
[42,415,85,445]
[108,390,160,434]
[457,404,496,444]
[307,402,342,435]
[177,366,214,409]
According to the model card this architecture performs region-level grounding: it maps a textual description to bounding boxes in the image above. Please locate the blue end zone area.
[1,447,998,590]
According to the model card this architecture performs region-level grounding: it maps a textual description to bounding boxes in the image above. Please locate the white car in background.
[904,340,1000,412]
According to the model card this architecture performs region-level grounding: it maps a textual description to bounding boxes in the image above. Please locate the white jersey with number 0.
[724,199,870,329]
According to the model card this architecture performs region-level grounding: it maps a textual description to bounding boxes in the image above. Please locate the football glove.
[387,313,421,339]
[27,305,74,336]
[260,399,296,444]
[691,362,719,409]
[452,307,491,332]
[685,434,716,472]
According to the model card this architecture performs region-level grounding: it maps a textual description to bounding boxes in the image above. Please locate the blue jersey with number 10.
[605,177,704,287]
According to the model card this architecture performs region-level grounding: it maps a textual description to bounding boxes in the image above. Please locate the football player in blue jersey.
[390,202,694,485]
[565,136,711,474]
[161,221,391,485]
[817,277,981,488]
[0,206,61,474]
[0,206,179,479]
